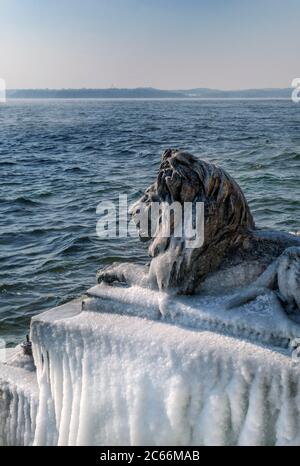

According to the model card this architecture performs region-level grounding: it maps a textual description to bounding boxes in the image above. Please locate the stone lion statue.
[97,149,300,315]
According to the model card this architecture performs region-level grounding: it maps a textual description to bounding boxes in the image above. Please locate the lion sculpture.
[97,149,300,316]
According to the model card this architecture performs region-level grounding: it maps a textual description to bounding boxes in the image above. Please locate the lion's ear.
[162,149,173,161]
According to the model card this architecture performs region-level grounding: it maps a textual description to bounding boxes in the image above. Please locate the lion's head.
[130,149,255,294]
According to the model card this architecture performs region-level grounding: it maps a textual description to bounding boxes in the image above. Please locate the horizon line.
[6,85,293,91]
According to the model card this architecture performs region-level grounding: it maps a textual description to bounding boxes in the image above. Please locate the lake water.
[0,99,299,345]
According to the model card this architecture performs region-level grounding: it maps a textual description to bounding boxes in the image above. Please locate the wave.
[0,160,17,166]
[265,150,300,162]
[0,282,24,293]
[64,166,88,173]
[6,196,41,206]
[61,235,93,255]
[1,190,54,205]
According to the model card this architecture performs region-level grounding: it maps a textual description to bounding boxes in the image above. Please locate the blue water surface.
[0,99,299,345]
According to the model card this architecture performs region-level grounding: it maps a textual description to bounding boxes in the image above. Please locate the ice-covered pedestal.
[1,284,300,446]
[0,349,38,446]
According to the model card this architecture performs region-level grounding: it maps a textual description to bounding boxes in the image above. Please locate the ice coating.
[85,284,300,348]
[1,284,300,445]
[26,292,300,446]
[0,349,38,446]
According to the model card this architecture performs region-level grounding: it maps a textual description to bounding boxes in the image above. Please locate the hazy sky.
[1,0,299,90]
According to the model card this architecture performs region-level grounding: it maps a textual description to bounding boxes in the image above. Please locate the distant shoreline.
[5,97,291,101]
[6,87,292,99]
